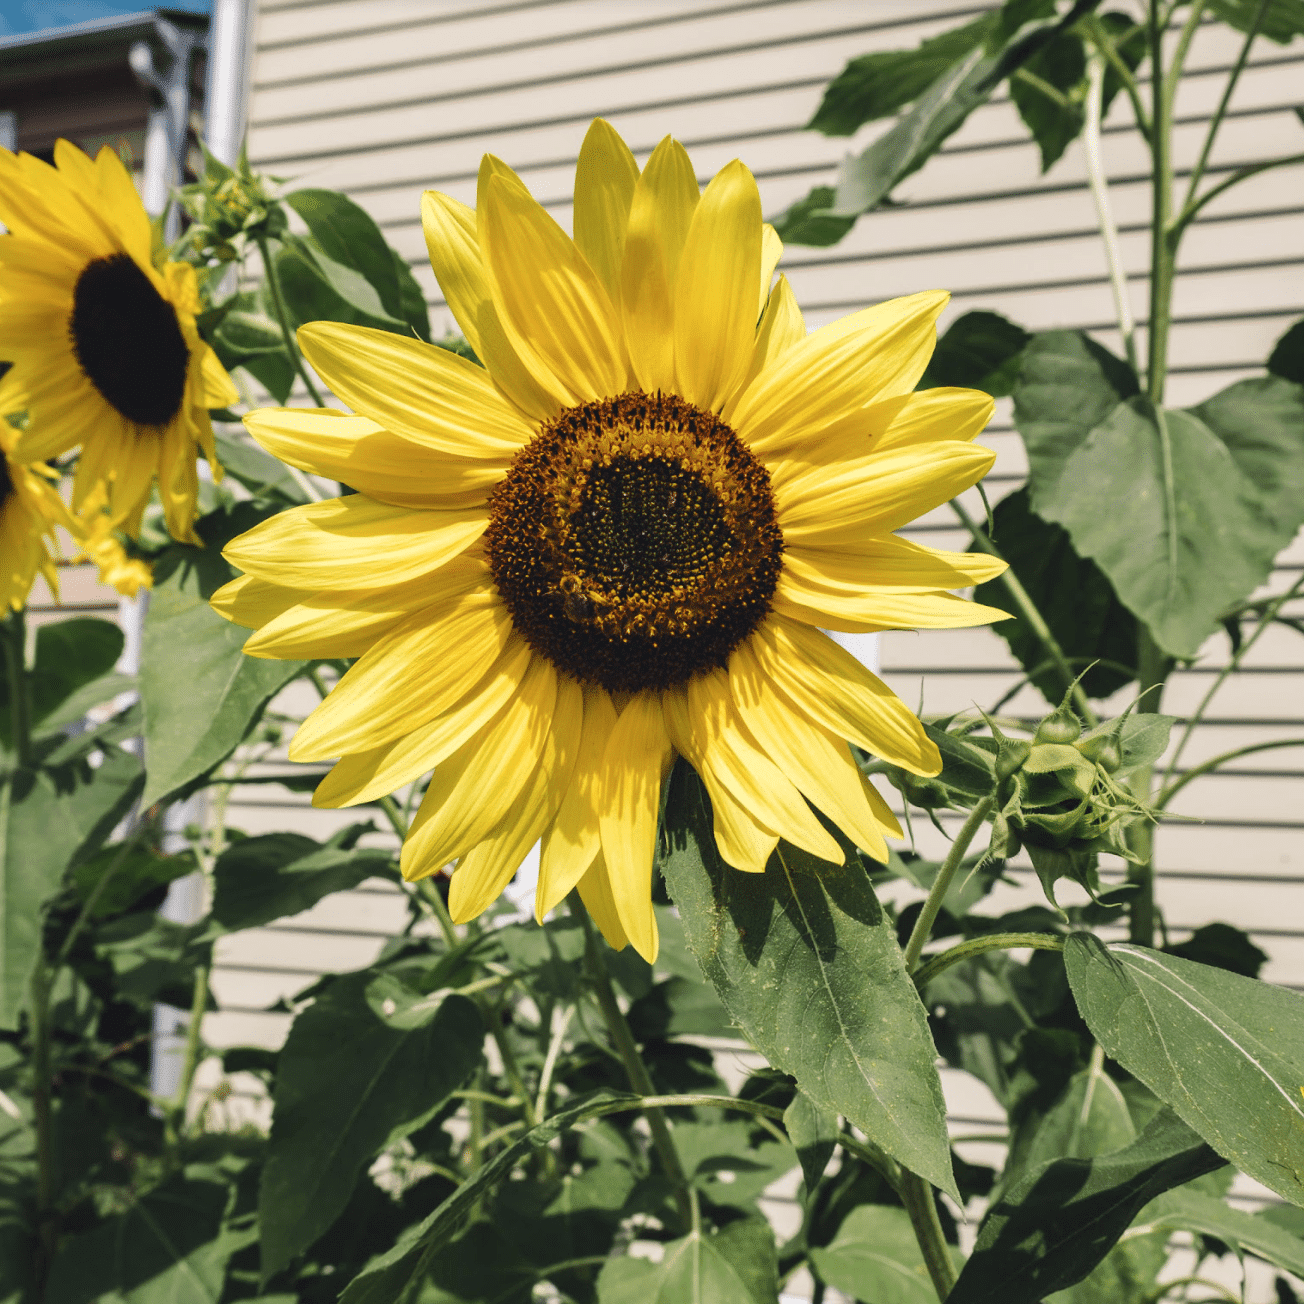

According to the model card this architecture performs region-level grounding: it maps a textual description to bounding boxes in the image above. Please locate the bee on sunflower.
[0,140,237,545]
[212,120,1009,961]
[0,375,71,612]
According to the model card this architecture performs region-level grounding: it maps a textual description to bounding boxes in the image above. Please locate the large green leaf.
[810,1204,952,1303]
[658,763,957,1199]
[1065,936,1304,1206]
[211,826,394,933]
[1209,0,1304,42]
[140,504,305,808]
[44,1174,237,1303]
[259,972,482,1279]
[973,488,1136,703]
[1268,316,1304,383]
[949,1109,1225,1304]
[0,748,142,1028]
[921,309,1031,397]
[274,235,405,334]
[783,1091,838,1192]
[213,426,310,504]
[808,13,994,135]
[598,1219,778,1304]
[1033,397,1288,658]
[1135,1187,1304,1277]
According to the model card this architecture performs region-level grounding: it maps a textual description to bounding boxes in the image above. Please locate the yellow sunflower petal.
[732,290,949,455]
[596,693,672,962]
[479,171,626,406]
[759,223,782,317]
[210,574,302,629]
[874,387,995,453]
[445,675,583,921]
[92,146,152,267]
[244,407,508,509]
[420,189,559,425]
[725,275,806,421]
[313,636,535,808]
[297,321,534,458]
[537,684,619,921]
[673,159,763,412]
[730,638,890,862]
[223,495,486,589]
[776,441,995,544]
[198,341,239,409]
[402,654,558,883]
[620,135,699,394]
[576,852,629,951]
[785,536,1008,593]
[775,575,1012,633]
[288,595,511,761]
[573,119,639,307]
[751,616,941,777]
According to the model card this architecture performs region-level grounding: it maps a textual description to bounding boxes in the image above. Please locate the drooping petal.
[750,616,941,777]
[288,595,512,761]
[732,290,949,455]
[573,118,639,307]
[775,574,1012,634]
[575,852,629,951]
[673,159,762,413]
[596,693,673,961]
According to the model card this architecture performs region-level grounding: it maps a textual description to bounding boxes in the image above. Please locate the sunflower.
[0,140,238,545]
[0,375,71,612]
[212,120,1008,961]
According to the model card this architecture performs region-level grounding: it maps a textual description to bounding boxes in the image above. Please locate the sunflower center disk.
[69,254,189,427]
[486,392,784,693]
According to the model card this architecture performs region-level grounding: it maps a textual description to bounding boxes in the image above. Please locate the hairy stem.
[949,499,1097,725]
[166,960,211,1147]
[901,1168,957,1300]
[1157,738,1304,810]
[574,902,693,1232]
[902,794,996,972]
[912,931,1066,990]
[2,610,33,770]
[28,957,56,1276]
[255,231,326,408]
[1174,152,1304,234]
[1126,627,1170,946]
[1084,13,1151,141]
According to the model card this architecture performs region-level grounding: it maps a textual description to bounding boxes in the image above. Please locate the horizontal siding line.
[247,921,402,939]
[216,961,333,977]
[246,50,1303,165]
[1157,868,1304,886]
[255,2,987,88]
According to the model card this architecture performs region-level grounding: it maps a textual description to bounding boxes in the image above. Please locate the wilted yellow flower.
[213,120,1007,960]
[0,140,238,544]
[74,487,153,598]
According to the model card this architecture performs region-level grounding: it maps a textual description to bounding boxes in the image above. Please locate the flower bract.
[0,141,238,544]
[213,120,1009,960]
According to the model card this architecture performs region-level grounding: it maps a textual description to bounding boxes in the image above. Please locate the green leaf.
[140,504,306,808]
[1014,330,1140,498]
[274,234,406,333]
[212,826,393,933]
[95,911,213,1009]
[1209,0,1304,42]
[1009,31,1087,172]
[1065,935,1304,1206]
[31,673,136,740]
[949,1109,1225,1304]
[658,763,957,1199]
[673,1119,797,1209]
[285,189,402,323]
[1,748,142,1027]
[810,1204,952,1303]
[259,972,482,1279]
[769,185,856,248]
[921,309,1031,397]
[974,489,1136,704]
[44,1174,235,1303]
[210,306,285,367]
[72,843,196,919]
[1163,921,1267,979]
[783,1091,838,1191]
[213,427,310,504]
[808,14,994,135]
[626,975,736,1040]
[391,248,431,343]
[1135,1187,1304,1277]
[599,1220,779,1304]
[1033,397,1288,658]
[1268,316,1304,383]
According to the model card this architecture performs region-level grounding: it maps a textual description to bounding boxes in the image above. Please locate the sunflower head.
[0,140,238,545]
[213,119,1008,960]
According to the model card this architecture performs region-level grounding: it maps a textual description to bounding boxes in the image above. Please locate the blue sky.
[0,0,209,37]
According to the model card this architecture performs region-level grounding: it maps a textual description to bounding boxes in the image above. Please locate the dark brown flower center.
[0,454,12,514]
[486,391,783,693]
[69,253,189,427]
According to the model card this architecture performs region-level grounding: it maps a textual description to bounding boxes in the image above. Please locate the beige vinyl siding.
[226,5,1304,1247]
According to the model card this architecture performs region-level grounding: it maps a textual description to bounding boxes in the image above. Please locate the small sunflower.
[0,376,71,612]
[213,121,1008,960]
[0,140,238,544]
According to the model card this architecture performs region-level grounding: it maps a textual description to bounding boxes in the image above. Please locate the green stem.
[900,1168,957,1300]
[1173,152,1304,236]
[574,901,693,1232]
[2,610,33,770]
[166,960,210,1147]
[949,499,1098,726]
[1126,627,1170,946]
[1156,738,1304,810]
[1084,13,1151,142]
[28,957,56,1278]
[255,231,326,408]
[912,932,1066,990]
[1178,0,1268,216]
[902,795,996,972]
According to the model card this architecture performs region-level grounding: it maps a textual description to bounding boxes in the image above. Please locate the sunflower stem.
[912,931,1066,990]
[2,609,34,770]
[255,231,327,408]
[900,1168,957,1301]
[28,953,57,1281]
[573,899,694,1233]
[948,499,1097,726]
[165,959,211,1151]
